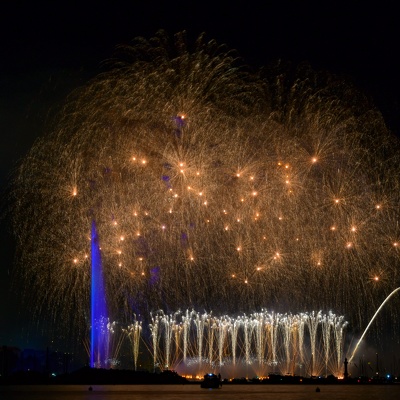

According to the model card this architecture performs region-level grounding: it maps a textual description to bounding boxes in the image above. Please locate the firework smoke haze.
[11,31,400,341]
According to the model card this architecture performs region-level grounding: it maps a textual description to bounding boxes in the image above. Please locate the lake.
[1,384,399,400]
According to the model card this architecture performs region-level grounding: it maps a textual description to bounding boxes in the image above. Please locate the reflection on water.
[1,384,400,400]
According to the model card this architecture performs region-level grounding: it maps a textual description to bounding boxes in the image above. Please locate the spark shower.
[148,309,348,377]
[11,31,400,367]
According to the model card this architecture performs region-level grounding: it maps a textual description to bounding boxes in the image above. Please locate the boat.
[200,373,221,388]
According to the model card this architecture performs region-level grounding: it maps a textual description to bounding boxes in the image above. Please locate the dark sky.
[1,1,399,349]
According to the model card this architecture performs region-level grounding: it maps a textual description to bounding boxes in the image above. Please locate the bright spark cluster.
[148,309,347,377]
[12,31,400,338]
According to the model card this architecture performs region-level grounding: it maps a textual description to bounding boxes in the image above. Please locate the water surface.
[1,384,399,400]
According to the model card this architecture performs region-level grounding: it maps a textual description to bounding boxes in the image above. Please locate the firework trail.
[147,309,348,377]
[11,31,400,342]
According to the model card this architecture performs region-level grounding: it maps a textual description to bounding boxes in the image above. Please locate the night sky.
[1,1,399,350]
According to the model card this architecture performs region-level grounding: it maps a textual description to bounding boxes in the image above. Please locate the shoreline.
[1,366,398,386]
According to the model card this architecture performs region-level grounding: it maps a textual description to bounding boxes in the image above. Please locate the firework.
[11,31,400,344]
[147,309,348,377]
